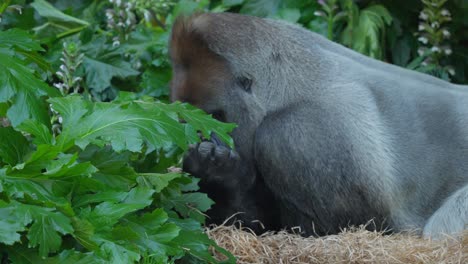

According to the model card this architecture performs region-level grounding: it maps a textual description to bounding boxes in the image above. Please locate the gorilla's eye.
[237,76,253,93]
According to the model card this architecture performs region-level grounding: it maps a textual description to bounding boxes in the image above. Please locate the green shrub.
[0,0,235,263]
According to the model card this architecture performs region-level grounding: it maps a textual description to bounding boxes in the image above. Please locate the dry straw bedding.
[207,225,467,264]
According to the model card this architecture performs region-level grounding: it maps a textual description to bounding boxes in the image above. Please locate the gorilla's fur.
[169,12,468,238]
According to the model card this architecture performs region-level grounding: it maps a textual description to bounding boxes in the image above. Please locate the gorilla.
[169,12,468,239]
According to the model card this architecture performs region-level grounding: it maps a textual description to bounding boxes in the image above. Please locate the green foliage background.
[0,0,466,263]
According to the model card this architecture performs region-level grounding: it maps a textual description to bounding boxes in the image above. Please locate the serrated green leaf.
[16,49,52,72]
[78,146,137,190]
[0,49,57,128]
[123,186,155,206]
[139,208,169,228]
[140,67,171,97]
[97,240,141,264]
[168,215,203,232]
[165,192,214,222]
[83,56,139,93]
[171,230,236,264]
[164,102,236,147]
[6,246,103,264]
[46,157,97,178]
[27,210,73,257]
[0,201,25,245]
[0,29,44,51]
[82,201,149,231]
[341,4,392,59]
[151,222,180,242]
[6,246,56,264]
[137,172,182,192]
[72,218,100,251]
[0,126,30,165]
[50,96,187,152]
[31,0,89,26]
[74,191,128,207]
[50,250,105,264]
[18,119,54,145]
[4,178,57,202]
[182,193,214,212]
[116,209,183,257]
[6,145,96,182]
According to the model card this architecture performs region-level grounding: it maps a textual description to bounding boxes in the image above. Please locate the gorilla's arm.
[254,102,391,235]
[183,137,280,232]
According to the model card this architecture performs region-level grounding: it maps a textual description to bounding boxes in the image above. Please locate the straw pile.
[207,225,467,263]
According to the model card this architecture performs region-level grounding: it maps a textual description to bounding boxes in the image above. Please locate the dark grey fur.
[171,12,468,238]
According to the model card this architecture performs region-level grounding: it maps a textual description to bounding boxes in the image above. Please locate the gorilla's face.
[169,31,232,123]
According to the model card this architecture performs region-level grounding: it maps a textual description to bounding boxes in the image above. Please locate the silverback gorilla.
[169,12,468,239]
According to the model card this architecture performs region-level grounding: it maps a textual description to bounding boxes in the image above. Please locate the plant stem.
[327,16,334,40]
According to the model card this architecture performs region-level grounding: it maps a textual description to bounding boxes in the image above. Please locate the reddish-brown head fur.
[169,14,232,111]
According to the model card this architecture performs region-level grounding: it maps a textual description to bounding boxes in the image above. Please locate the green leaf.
[73,191,128,207]
[83,56,139,93]
[171,193,214,214]
[222,0,244,7]
[0,201,26,245]
[81,194,152,230]
[0,127,30,165]
[276,8,301,23]
[137,208,169,228]
[16,49,52,72]
[27,211,73,257]
[165,102,237,147]
[340,4,392,59]
[78,146,137,190]
[116,209,183,257]
[3,178,56,202]
[0,48,57,128]
[0,203,73,258]
[137,172,182,192]
[72,218,100,251]
[0,29,44,51]
[240,0,281,17]
[50,250,104,264]
[18,119,54,145]
[50,96,186,152]
[30,0,89,40]
[123,186,155,206]
[140,67,171,97]
[31,0,89,26]
[6,246,103,264]
[97,240,140,264]
[43,153,97,178]
[171,230,236,264]
[172,0,210,16]
[164,192,214,223]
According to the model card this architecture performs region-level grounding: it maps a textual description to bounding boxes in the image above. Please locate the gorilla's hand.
[183,137,241,189]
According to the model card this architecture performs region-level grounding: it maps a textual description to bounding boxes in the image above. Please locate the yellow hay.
[207,225,467,264]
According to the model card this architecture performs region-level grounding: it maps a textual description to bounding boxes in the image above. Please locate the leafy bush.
[0,0,236,263]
